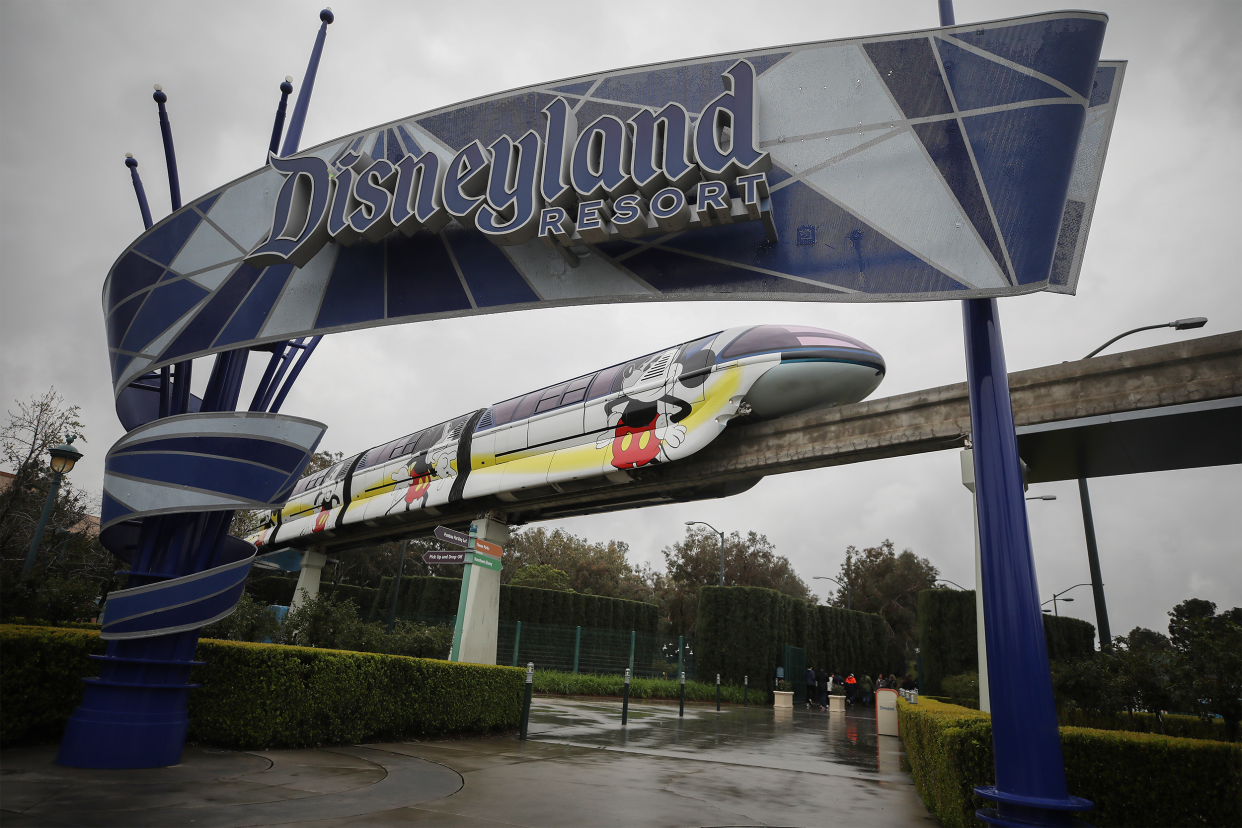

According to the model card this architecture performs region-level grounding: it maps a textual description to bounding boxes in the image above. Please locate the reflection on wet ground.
[527,697,911,784]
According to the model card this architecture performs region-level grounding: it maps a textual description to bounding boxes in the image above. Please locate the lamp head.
[1062,598,1074,602]
[1171,317,1207,331]
[48,436,83,475]
[685,521,695,526]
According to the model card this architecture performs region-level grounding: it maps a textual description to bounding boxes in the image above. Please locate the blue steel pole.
[124,156,153,229]
[268,78,294,163]
[963,301,1091,827]
[943,4,1091,827]
[152,86,181,211]
[281,9,334,157]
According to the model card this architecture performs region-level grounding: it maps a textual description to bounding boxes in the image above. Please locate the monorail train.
[248,324,886,551]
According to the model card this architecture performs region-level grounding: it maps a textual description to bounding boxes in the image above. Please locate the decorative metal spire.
[152,84,181,211]
[124,154,153,230]
[281,8,334,156]
[267,76,295,163]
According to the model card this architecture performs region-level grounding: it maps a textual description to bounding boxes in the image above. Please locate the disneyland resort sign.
[249,61,777,270]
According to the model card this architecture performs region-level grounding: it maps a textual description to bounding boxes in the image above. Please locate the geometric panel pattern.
[103,12,1119,406]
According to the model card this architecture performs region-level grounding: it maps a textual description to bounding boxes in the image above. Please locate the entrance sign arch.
[68,9,1120,827]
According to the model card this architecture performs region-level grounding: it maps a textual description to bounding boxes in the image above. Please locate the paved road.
[0,698,931,827]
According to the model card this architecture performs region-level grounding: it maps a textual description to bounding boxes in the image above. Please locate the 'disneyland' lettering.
[246,59,776,270]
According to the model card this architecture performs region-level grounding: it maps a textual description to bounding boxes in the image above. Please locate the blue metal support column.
[939,5,1089,826]
[962,300,1091,827]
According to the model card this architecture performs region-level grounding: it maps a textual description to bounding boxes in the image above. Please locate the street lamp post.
[22,435,84,575]
[1041,583,1092,618]
[813,575,851,610]
[936,579,970,591]
[685,521,725,587]
[1075,317,1205,651]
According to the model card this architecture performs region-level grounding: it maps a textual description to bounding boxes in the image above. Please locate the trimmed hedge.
[696,585,889,690]
[0,624,522,749]
[533,670,751,704]
[898,698,1242,828]
[918,589,1096,695]
[1,624,107,745]
[187,640,521,748]
[369,575,659,634]
[1058,708,1230,742]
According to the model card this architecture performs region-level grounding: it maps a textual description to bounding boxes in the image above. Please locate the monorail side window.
[535,384,568,413]
[413,425,442,453]
[492,396,523,427]
[512,391,542,422]
[586,368,617,400]
[560,374,593,405]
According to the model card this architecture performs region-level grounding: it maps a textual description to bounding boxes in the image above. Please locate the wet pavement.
[1,698,931,827]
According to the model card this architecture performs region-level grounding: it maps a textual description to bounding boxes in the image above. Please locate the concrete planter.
[829,694,846,714]
[773,691,794,709]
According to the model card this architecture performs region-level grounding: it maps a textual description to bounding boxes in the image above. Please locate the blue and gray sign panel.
[102,11,1121,405]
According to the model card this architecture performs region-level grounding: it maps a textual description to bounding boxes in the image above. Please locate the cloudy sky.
[2,0,1239,639]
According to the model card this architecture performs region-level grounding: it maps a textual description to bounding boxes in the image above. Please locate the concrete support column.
[290,547,327,610]
[960,449,990,713]
[452,516,509,664]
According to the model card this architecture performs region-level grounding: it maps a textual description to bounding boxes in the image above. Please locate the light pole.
[685,521,725,586]
[23,435,84,575]
[1076,316,1205,651]
[1082,317,1206,359]
[813,575,850,610]
[1026,495,1056,501]
[1041,583,1091,617]
[936,579,970,591]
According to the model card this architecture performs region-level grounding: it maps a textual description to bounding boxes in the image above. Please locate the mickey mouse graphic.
[312,491,340,532]
[386,447,456,514]
[596,340,715,470]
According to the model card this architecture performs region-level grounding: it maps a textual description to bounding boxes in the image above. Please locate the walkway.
[0,698,931,827]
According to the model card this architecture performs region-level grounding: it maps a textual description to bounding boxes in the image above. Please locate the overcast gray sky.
[2,0,1239,639]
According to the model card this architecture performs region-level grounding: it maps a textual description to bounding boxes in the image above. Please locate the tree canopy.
[661,526,814,635]
[826,539,940,664]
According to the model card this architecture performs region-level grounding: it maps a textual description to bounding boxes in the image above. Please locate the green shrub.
[532,670,752,704]
[1,624,522,749]
[188,639,521,749]
[695,585,889,690]
[0,624,107,745]
[918,589,1096,696]
[1,575,101,626]
[898,698,1242,828]
[1057,708,1230,742]
[941,672,980,701]
[200,592,282,643]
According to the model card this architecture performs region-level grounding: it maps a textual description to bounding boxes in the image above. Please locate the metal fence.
[391,611,695,680]
[500,620,695,681]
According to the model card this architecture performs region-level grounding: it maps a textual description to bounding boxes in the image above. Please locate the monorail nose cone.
[320,7,334,23]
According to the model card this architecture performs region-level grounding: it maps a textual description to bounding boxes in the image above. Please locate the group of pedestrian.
[802,668,915,709]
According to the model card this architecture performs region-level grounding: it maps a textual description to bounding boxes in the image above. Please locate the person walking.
[805,665,817,708]
[860,673,873,706]
[845,673,857,706]
[816,667,829,710]
[901,673,917,691]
